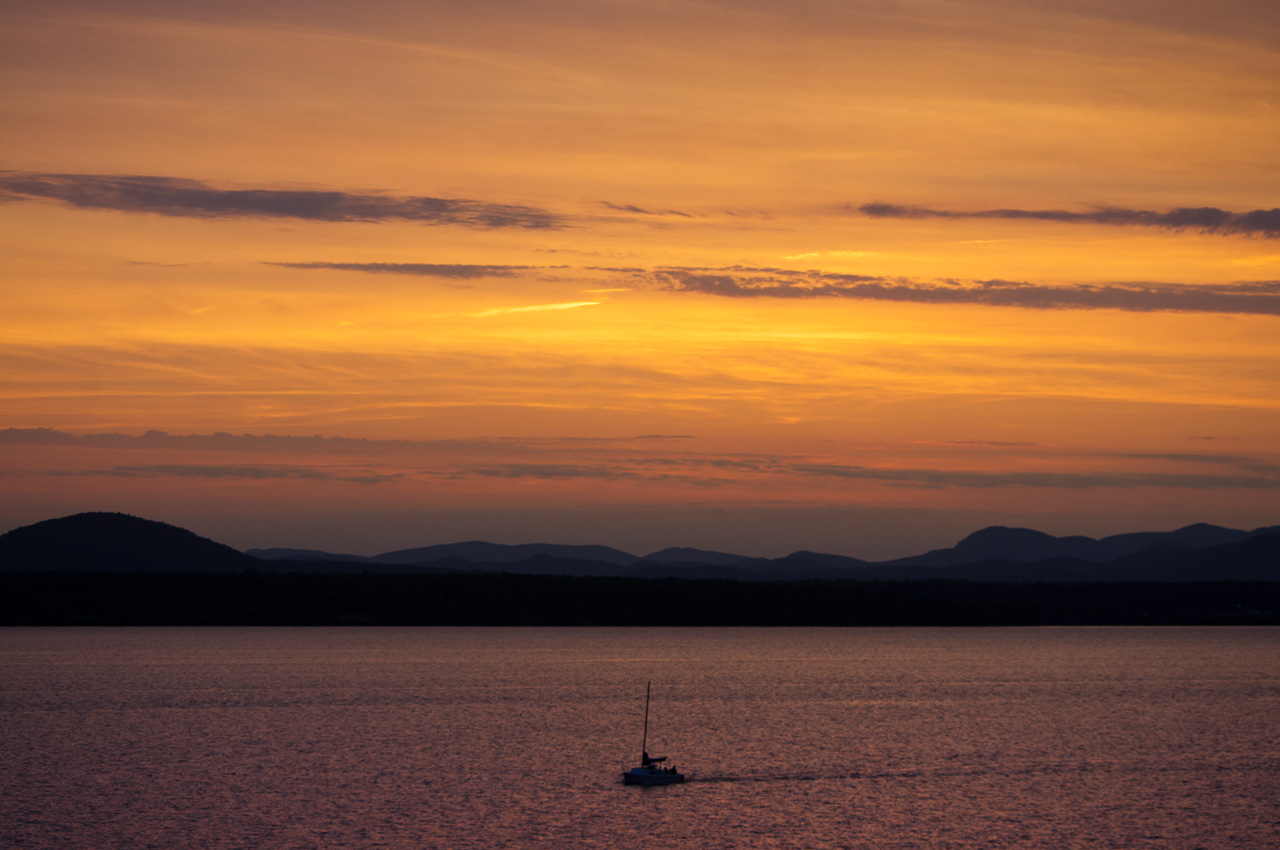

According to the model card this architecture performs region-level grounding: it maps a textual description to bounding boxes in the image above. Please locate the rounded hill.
[0,512,254,572]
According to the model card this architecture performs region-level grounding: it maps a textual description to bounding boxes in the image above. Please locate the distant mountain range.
[1,512,1278,582]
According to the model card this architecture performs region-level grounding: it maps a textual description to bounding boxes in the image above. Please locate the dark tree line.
[2,571,1277,626]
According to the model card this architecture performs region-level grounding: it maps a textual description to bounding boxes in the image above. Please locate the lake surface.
[3,627,1278,849]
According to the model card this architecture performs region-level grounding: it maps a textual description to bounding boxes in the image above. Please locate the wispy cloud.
[1230,253,1280,267]
[470,463,641,480]
[851,202,1280,238]
[12,429,1277,492]
[271,258,1280,315]
[49,464,402,485]
[0,428,694,454]
[432,457,1280,490]
[916,440,1041,448]
[268,262,548,279]
[1113,451,1280,478]
[0,172,565,229]
[627,266,1280,315]
[458,463,733,486]
[786,462,1280,490]
[473,301,599,317]
[600,201,694,218]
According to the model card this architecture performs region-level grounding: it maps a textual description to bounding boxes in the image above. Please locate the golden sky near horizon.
[1,0,1278,557]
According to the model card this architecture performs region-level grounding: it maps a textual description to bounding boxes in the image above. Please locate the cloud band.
[853,202,1280,238]
[639,267,1280,315]
[0,172,565,230]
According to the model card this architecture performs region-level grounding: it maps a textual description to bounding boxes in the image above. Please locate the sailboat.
[622,681,685,785]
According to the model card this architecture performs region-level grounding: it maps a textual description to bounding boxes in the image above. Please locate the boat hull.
[623,767,685,786]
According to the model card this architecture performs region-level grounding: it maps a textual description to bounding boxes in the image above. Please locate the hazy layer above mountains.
[1,512,1278,582]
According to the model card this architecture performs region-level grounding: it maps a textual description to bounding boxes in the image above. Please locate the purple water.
[4,627,1278,849]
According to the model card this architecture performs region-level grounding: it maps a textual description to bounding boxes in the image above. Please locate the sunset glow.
[3,0,1278,557]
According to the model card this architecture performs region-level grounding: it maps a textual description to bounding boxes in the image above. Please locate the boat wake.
[688,761,1140,785]
[689,770,870,784]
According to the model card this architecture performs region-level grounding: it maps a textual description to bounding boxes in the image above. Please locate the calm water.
[3,627,1278,849]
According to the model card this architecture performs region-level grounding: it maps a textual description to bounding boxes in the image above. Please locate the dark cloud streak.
[635,267,1280,315]
[854,202,1280,238]
[270,259,1280,315]
[0,172,565,230]
[600,201,694,218]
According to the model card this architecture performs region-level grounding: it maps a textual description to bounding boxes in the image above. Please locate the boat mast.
[641,681,651,760]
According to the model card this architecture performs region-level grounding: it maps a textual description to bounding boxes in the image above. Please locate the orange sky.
[2,0,1278,558]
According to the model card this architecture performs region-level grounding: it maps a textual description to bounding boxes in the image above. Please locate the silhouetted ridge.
[246,547,370,563]
[369,540,637,566]
[956,526,1056,557]
[639,547,751,566]
[4,513,1278,582]
[1095,523,1251,559]
[886,523,1278,568]
[1105,530,1280,581]
[1218,531,1280,567]
[0,512,255,572]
